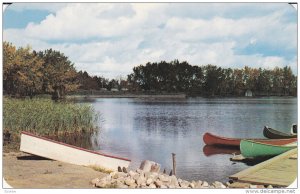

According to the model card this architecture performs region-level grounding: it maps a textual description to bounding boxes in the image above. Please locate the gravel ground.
[3,152,108,189]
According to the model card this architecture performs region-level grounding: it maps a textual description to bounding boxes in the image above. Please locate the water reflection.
[203,145,240,157]
[134,115,191,137]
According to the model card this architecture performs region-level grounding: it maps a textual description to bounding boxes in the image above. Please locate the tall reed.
[3,97,99,137]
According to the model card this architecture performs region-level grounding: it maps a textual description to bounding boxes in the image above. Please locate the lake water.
[87,97,297,183]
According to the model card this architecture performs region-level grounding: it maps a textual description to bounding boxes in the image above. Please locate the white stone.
[158,174,169,182]
[110,171,116,177]
[144,172,151,179]
[160,185,168,189]
[136,169,142,174]
[132,174,140,180]
[95,180,107,188]
[202,181,209,187]
[128,183,137,188]
[125,178,135,186]
[104,176,112,182]
[139,172,145,178]
[189,182,195,188]
[213,181,226,188]
[129,170,136,177]
[118,177,125,183]
[154,180,162,188]
[148,183,157,188]
[118,184,129,189]
[179,180,189,188]
[168,185,175,189]
[170,175,178,186]
[136,176,146,185]
[150,175,158,181]
[91,178,100,186]
[112,172,126,179]
[146,178,154,185]
[116,180,128,188]
[139,160,161,173]
[195,180,203,188]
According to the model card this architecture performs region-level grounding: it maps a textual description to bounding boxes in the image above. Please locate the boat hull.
[203,132,297,147]
[203,133,240,146]
[20,131,131,171]
[240,139,297,158]
[263,126,297,139]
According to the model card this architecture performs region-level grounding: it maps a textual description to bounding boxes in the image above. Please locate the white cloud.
[3,3,297,78]
[249,38,257,45]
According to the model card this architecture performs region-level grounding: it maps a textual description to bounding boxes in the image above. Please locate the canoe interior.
[263,126,297,139]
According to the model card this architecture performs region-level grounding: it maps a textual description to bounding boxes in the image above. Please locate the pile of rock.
[91,160,275,189]
[91,169,227,188]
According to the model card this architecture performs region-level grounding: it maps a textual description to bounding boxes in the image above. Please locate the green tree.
[38,49,79,100]
[282,66,296,96]
[271,67,284,95]
[126,60,297,97]
[203,65,223,96]
[3,42,17,95]
[3,42,44,97]
[232,69,244,96]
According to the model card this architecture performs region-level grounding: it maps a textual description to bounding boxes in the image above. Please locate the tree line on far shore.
[3,42,297,99]
[127,60,297,96]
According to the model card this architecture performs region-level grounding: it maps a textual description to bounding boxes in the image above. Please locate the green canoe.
[240,139,297,158]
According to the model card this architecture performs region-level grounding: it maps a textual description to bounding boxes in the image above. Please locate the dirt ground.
[3,152,108,189]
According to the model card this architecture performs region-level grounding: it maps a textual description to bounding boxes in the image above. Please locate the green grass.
[3,97,100,137]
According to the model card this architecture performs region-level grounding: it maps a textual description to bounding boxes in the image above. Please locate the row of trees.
[4,42,78,99]
[128,60,297,96]
[3,42,297,98]
[3,42,127,98]
[76,71,127,91]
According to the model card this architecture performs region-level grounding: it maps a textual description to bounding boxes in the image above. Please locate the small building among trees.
[245,89,253,97]
[111,88,119,92]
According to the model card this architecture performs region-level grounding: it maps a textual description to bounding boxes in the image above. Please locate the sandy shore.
[3,151,108,189]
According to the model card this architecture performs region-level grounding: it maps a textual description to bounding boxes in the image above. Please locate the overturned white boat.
[20,131,131,171]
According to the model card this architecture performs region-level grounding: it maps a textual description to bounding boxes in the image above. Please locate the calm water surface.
[88,97,297,183]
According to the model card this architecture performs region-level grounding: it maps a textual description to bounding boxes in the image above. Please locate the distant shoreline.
[66,93,187,99]
[66,93,296,99]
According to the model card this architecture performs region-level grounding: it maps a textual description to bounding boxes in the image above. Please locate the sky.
[3,2,298,79]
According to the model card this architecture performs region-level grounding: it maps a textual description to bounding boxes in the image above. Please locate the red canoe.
[203,132,297,147]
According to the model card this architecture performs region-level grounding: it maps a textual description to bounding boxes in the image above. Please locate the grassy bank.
[3,97,100,143]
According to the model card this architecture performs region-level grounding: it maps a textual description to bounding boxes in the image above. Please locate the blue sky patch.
[3,7,51,29]
[235,43,296,60]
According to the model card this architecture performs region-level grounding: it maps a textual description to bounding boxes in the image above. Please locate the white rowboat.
[20,131,131,171]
